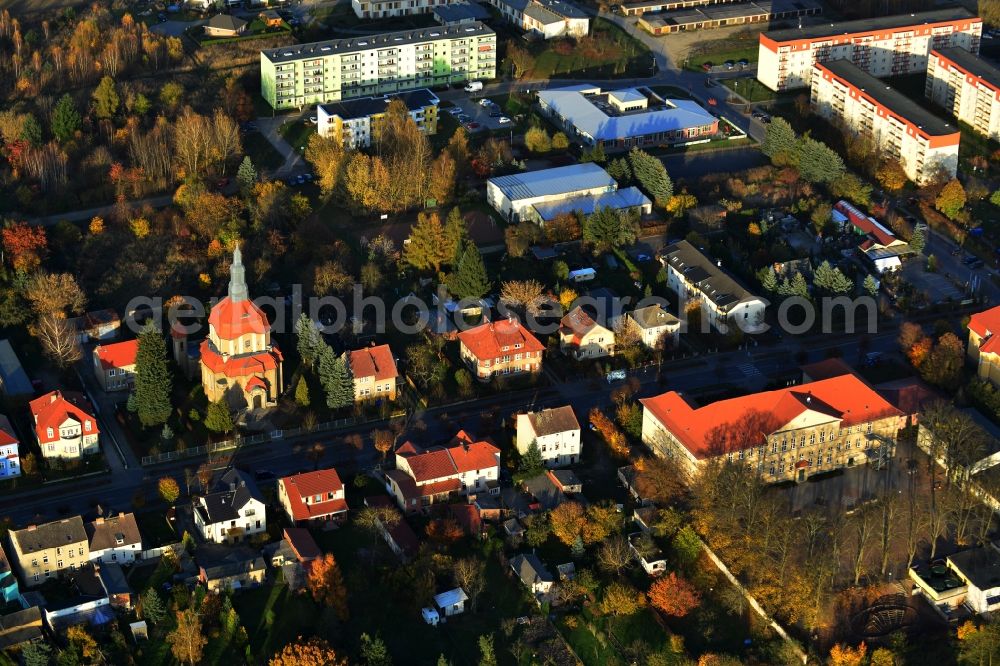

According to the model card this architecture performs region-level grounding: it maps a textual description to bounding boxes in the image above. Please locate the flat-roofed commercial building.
[637,0,820,35]
[811,59,960,184]
[486,162,651,223]
[260,23,496,110]
[620,0,738,18]
[538,84,718,150]
[353,0,466,19]
[317,88,439,148]
[926,47,1000,141]
[757,8,981,91]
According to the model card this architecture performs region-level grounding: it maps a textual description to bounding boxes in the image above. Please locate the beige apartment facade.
[9,517,90,586]
[926,47,1000,142]
[640,374,904,483]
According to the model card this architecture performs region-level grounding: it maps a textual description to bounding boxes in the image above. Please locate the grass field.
[721,77,775,102]
[685,42,758,71]
[243,132,285,171]
[280,120,316,153]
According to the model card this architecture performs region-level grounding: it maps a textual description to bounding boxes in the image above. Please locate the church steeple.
[228,246,249,303]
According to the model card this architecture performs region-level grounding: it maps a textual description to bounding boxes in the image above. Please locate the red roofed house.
[0,415,19,479]
[30,391,100,460]
[385,430,500,512]
[559,306,614,360]
[347,344,398,402]
[200,247,283,409]
[640,373,904,483]
[457,317,545,381]
[277,468,349,525]
[833,200,909,273]
[92,339,138,392]
[969,304,1000,386]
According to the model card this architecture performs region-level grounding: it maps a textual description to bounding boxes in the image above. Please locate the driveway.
[150,19,203,37]
[254,115,307,176]
[447,97,513,134]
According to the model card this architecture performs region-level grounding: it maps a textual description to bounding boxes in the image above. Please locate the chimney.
[95,517,105,526]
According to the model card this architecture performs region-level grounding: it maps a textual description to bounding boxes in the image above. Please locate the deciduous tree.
[875,160,907,192]
[500,279,545,315]
[204,398,233,434]
[158,477,180,504]
[648,572,700,617]
[168,608,206,666]
[37,313,81,368]
[269,636,347,666]
[92,75,119,120]
[307,553,349,620]
[304,133,345,197]
[936,179,967,220]
[599,582,645,616]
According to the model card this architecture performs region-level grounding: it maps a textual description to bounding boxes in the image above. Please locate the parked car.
[447,107,463,115]
[466,122,482,130]
[479,98,493,107]
[464,81,484,92]
[724,60,735,69]
[309,115,317,124]
[738,58,750,67]
[498,116,511,124]
[701,62,713,71]
[457,114,471,122]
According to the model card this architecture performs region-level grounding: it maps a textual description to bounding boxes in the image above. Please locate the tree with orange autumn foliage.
[648,572,700,617]
[899,322,930,367]
[426,517,464,543]
[373,429,394,460]
[307,553,349,621]
[2,222,47,272]
[269,636,347,666]
[828,642,867,666]
[589,407,629,457]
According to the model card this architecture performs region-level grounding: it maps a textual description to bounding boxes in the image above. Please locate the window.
[78,548,84,556]
[57,560,63,568]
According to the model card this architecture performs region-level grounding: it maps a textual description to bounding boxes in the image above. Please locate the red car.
[701,62,713,71]
[466,122,482,130]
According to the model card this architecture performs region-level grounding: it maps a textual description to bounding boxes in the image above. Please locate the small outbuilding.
[434,587,469,617]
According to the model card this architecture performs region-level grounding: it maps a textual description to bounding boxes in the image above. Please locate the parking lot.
[445,97,513,134]
[900,258,965,302]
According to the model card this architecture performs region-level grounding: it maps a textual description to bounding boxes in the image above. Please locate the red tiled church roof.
[640,374,901,459]
[208,296,270,340]
[199,343,281,377]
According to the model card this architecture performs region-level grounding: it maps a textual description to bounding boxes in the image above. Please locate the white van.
[464,81,483,93]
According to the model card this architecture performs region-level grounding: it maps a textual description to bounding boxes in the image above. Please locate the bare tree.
[876,491,901,577]
[209,109,241,176]
[850,505,878,585]
[452,557,486,611]
[597,535,634,574]
[37,313,82,368]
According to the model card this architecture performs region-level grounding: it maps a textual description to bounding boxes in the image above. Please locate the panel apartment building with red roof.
[384,430,500,512]
[640,373,905,483]
[457,317,545,381]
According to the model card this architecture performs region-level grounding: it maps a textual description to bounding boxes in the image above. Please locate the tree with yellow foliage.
[269,636,347,666]
[828,642,866,666]
[599,581,645,616]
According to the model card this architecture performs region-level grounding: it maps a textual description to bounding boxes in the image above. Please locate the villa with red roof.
[0,416,19,479]
[200,247,283,409]
[457,318,545,381]
[559,306,614,360]
[968,304,1000,386]
[640,373,904,483]
[385,430,500,512]
[92,339,138,392]
[30,391,100,460]
[346,344,398,402]
[277,468,349,525]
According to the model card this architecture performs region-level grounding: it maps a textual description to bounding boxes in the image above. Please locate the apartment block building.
[811,60,960,184]
[757,8,981,91]
[353,0,462,19]
[640,373,904,483]
[260,23,496,110]
[660,240,767,334]
[9,517,90,586]
[926,47,1000,141]
[317,88,439,148]
[486,0,589,39]
[515,406,581,467]
[457,318,545,381]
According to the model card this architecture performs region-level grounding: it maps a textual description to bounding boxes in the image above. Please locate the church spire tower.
[228,245,248,303]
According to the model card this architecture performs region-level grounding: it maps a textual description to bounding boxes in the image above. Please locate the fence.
[140,411,407,466]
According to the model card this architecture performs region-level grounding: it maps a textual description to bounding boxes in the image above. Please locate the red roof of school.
[347,345,398,381]
[640,374,902,459]
[94,339,139,370]
[397,431,500,483]
[800,357,856,382]
[457,318,544,361]
[970,305,1000,342]
[30,391,99,445]
[279,469,348,521]
[208,296,270,340]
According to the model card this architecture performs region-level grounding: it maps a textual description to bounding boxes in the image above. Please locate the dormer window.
[84,421,92,432]
[115,534,125,545]
[46,428,53,439]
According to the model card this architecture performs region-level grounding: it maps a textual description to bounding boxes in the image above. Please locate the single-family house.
[197,546,266,593]
[268,527,321,591]
[626,304,680,350]
[363,496,419,561]
[0,416,20,480]
[278,468,349,525]
[0,606,43,650]
[559,306,614,360]
[628,532,667,576]
[516,406,581,468]
[347,345,398,402]
[42,565,114,631]
[86,513,142,565]
[92,339,138,392]
[30,391,100,460]
[385,430,500,512]
[98,562,133,609]
[458,318,545,381]
[9,517,90,587]
[193,469,267,543]
[70,309,121,343]
[204,14,248,37]
[510,553,555,600]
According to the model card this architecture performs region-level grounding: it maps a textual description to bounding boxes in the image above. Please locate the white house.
[948,546,1000,614]
[660,240,767,334]
[515,406,581,468]
[625,304,680,350]
[86,513,142,565]
[29,391,100,460]
[193,469,267,543]
[385,431,500,512]
[511,553,555,600]
[486,0,589,39]
[0,416,20,479]
[629,532,667,576]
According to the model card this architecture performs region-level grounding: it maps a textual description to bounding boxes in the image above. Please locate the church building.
[199,248,283,409]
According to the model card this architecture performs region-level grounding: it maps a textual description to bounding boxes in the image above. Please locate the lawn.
[721,77,776,103]
[243,132,285,171]
[280,120,316,153]
[234,580,320,659]
[136,509,178,547]
[684,40,759,71]
[530,18,654,80]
